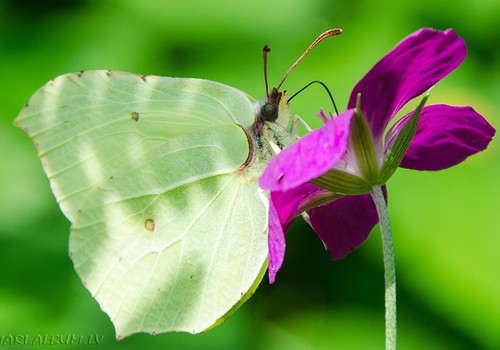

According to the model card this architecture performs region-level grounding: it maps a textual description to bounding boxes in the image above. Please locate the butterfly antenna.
[288,80,339,115]
[276,28,343,91]
[263,45,272,99]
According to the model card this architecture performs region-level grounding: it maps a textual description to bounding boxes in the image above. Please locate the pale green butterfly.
[14,29,342,339]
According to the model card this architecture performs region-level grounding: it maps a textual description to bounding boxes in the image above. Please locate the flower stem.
[371,185,396,350]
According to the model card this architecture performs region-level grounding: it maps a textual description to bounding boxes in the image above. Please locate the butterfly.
[14,29,342,339]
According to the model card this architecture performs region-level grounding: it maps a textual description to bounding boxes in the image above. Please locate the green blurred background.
[1,0,499,349]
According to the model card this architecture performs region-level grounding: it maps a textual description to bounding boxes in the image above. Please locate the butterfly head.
[252,87,287,137]
[260,87,281,122]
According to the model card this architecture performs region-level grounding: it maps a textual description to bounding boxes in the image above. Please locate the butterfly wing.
[15,71,268,338]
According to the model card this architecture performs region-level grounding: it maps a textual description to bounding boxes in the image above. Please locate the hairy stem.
[371,185,396,350]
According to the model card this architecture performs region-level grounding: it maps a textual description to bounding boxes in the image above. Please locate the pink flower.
[260,28,495,283]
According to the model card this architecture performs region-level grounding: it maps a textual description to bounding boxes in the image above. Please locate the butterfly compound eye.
[261,102,278,122]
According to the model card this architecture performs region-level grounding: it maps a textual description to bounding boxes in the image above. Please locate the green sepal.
[312,168,372,195]
[378,93,429,184]
[351,94,379,183]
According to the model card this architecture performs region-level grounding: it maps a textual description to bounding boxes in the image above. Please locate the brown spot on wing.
[145,218,155,232]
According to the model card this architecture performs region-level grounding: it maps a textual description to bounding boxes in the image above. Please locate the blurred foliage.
[1,0,499,349]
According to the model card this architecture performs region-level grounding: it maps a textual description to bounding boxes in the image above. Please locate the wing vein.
[194,178,241,326]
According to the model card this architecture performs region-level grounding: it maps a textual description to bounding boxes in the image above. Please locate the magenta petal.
[267,196,286,284]
[393,104,496,171]
[309,190,384,259]
[347,28,466,141]
[267,183,330,283]
[259,109,353,192]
